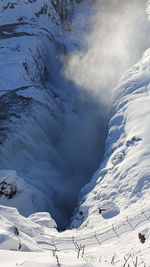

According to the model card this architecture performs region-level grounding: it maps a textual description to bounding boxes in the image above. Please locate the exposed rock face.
[51,0,74,23]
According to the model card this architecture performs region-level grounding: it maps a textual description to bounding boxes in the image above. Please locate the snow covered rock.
[0,171,48,217]
[0,205,44,251]
[0,171,18,199]
[0,215,20,251]
[29,212,57,228]
[0,0,61,35]
[51,0,74,24]
[138,225,150,243]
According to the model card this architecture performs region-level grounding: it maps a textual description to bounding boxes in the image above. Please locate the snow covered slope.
[0,0,78,229]
[0,204,149,266]
[0,0,108,230]
[71,47,150,229]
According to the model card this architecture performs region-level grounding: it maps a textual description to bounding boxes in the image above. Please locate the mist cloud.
[64,0,150,105]
[54,0,150,229]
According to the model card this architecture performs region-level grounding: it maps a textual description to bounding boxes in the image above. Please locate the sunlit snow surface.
[0,0,150,266]
[0,204,150,266]
[72,48,150,229]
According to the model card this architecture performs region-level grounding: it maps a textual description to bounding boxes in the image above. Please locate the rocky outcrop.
[51,0,74,24]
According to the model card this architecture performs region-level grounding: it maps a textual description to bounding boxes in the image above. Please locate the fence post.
[94,232,102,245]
[112,224,119,238]
[72,236,85,259]
[52,237,58,252]
[127,216,135,231]
[142,209,150,221]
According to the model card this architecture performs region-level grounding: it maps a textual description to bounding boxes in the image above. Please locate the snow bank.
[0,205,44,251]
[29,212,57,229]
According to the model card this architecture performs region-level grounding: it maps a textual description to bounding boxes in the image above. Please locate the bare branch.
[123,254,131,267]
[111,254,116,265]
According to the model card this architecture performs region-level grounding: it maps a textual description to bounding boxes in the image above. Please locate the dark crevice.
[44,50,109,231]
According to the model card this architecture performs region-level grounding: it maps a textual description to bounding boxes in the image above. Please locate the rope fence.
[44,208,150,252]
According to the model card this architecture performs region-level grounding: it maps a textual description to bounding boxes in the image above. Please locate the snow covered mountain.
[0,0,150,266]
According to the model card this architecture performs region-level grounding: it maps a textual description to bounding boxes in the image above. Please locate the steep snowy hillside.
[71,48,150,229]
[0,0,108,231]
[0,0,150,266]
[0,0,73,229]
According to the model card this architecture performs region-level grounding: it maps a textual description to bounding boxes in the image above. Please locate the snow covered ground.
[0,204,150,266]
[0,0,150,266]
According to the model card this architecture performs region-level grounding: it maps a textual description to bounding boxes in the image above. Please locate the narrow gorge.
[0,0,149,231]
